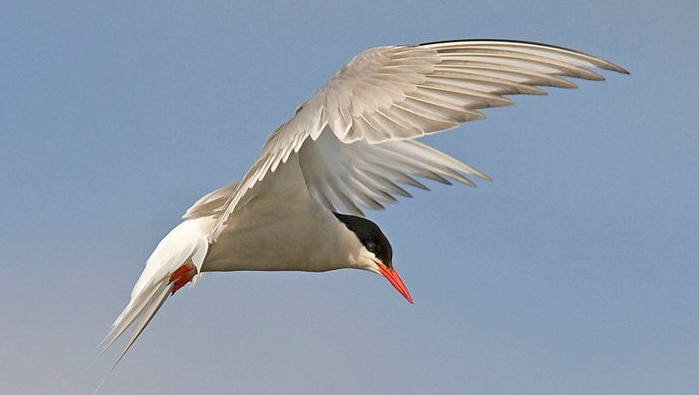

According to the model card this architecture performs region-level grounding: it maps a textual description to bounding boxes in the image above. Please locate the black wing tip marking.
[416,38,629,75]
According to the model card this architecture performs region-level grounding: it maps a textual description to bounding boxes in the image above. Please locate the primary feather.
[209,39,627,236]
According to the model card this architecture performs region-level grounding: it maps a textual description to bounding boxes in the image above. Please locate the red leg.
[169,259,196,295]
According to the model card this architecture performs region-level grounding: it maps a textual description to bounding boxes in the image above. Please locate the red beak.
[375,261,413,304]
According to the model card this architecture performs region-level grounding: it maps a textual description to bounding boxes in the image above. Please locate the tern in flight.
[102,39,627,364]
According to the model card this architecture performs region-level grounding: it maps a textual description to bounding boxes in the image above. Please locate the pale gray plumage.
[207,40,627,234]
[102,39,627,368]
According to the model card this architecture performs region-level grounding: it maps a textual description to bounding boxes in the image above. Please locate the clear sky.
[2,1,697,394]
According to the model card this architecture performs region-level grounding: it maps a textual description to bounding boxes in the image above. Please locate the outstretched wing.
[204,40,627,232]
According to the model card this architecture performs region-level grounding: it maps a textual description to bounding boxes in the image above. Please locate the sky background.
[2,1,698,394]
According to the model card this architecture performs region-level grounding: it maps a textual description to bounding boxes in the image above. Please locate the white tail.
[101,217,214,367]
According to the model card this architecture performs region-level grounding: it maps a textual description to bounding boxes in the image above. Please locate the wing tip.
[419,38,629,76]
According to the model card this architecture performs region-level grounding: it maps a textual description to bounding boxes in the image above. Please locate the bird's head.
[333,213,413,304]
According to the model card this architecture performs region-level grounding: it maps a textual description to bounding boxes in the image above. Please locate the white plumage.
[102,39,627,366]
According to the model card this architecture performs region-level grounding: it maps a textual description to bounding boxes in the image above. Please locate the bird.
[101,39,627,365]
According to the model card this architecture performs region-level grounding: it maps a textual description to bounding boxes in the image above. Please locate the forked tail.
[100,217,213,367]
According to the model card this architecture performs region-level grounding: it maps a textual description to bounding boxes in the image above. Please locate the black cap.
[333,213,393,268]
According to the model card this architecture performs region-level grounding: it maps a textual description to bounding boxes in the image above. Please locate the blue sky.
[2,1,698,394]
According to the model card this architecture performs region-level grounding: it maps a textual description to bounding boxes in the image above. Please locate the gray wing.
[189,40,626,229]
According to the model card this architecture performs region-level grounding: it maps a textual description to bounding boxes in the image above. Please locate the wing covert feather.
[207,40,627,235]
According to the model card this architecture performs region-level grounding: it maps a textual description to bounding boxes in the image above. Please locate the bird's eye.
[366,242,377,252]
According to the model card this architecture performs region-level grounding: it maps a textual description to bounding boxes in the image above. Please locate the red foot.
[169,260,196,295]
